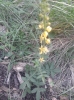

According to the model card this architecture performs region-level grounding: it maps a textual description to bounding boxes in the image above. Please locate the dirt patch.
[0,64,7,86]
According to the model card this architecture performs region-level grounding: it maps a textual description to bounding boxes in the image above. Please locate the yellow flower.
[39,45,44,54]
[39,22,44,29]
[46,26,52,32]
[40,31,48,43]
[39,25,42,29]
[39,45,49,54]
[42,31,48,39]
[40,34,44,43]
[47,8,50,12]
[45,38,51,44]
[43,46,49,54]
[45,16,49,20]
[39,57,45,63]
[39,13,43,18]
[48,22,51,25]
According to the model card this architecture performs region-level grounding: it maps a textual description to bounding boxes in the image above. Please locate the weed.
[0,0,74,100]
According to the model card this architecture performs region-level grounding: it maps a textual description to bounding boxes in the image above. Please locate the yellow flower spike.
[38,0,52,63]
[39,57,45,63]
[46,26,52,32]
[45,38,51,44]
[42,31,48,39]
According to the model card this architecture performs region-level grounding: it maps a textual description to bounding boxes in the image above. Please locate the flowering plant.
[39,0,52,63]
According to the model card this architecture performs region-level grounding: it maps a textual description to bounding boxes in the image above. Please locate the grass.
[0,0,39,63]
[0,0,74,100]
[49,0,74,35]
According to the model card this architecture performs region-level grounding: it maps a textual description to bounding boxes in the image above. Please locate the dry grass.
[46,31,74,99]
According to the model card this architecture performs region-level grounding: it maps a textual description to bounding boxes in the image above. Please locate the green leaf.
[30,78,36,83]
[0,45,5,49]
[22,90,27,98]
[36,91,40,100]
[25,73,30,78]
[20,82,26,90]
[26,81,31,88]
[27,88,31,93]
[22,77,26,81]
[37,82,44,86]
[6,52,13,58]
[39,88,45,92]
[50,62,55,70]
[7,63,13,72]
[51,71,55,78]
[45,64,51,75]
[37,74,48,79]
[31,88,37,93]
[54,68,61,73]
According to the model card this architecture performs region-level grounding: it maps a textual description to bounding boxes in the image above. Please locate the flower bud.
[45,38,51,44]
[46,26,52,32]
